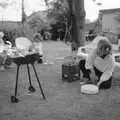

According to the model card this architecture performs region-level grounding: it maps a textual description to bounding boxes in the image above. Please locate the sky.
[85,0,120,21]
[0,0,120,21]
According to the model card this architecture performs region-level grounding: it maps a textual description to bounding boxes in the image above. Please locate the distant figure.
[0,32,7,71]
[0,32,5,45]
[117,34,120,51]
[33,33,43,63]
[88,29,96,41]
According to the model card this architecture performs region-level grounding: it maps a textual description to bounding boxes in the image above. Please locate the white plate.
[81,84,99,94]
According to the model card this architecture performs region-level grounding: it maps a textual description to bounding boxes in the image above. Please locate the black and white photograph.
[0,0,120,120]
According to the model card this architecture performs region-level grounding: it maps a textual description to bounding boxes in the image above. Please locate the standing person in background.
[117,34,120,51]
[79,38,115,89]
[33,33,43,64]
[0,32,5,45]
[0,32,7,71]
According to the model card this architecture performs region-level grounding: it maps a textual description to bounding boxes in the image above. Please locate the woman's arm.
[97,56,115,86]
[85,50,96,69]
[85,50,99,82]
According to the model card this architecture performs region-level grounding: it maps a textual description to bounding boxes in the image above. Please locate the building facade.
[100,8,120,35]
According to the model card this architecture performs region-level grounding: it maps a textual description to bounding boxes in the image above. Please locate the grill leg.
[31,63,46,100]
[27,64,36,92]
[11,65,20,103]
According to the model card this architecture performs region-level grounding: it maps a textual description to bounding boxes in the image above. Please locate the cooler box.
[62,62,80,82]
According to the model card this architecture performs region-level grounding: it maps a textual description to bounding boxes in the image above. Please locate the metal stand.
[11,65,20,103]
[31,64,46,100]
[27,64,36,93]
[11,54,46,103]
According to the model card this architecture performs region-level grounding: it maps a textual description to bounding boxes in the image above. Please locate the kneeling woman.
[79,38,115,89]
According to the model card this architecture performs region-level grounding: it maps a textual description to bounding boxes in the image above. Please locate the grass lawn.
[0,41,120,120]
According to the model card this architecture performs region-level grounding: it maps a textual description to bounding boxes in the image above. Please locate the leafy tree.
[44,0,71,41]
[45,0,85,50]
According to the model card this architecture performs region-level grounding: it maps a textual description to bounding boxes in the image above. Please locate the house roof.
[100,8,120,14]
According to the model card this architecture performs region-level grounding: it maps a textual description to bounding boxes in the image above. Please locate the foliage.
[27,0,69,41]
[46,0,69,22]
[28,17,44,30]
[27,11,52,34]
[44,0,72,41]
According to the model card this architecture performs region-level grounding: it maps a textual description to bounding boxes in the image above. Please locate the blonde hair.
[96,39,112,58]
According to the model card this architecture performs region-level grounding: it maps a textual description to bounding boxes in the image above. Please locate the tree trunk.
[21,0,26,36]
[67,0,85,51]
[75,0,85,47]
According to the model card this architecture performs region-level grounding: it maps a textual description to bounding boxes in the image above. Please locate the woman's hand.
[90,68,98,84]
[97,81,101,87]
